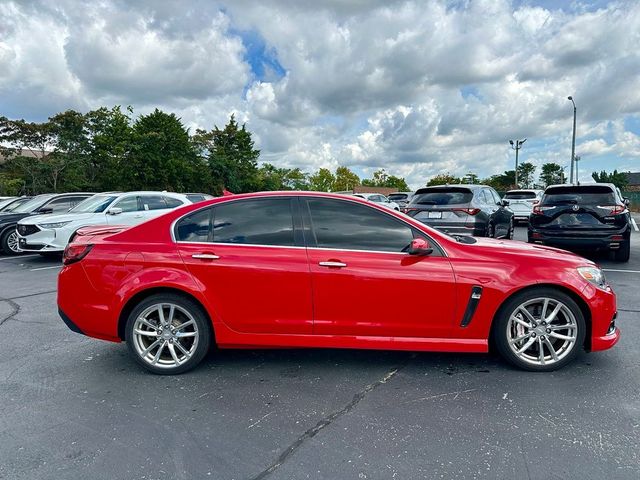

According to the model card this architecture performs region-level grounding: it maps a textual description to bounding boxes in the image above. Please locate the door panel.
[302,197,457,338]
[178,243,313,334]
[308,249,456,338]
[175,198,313,335]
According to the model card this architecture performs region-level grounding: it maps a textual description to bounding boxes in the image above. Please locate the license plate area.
[428,211,442,219]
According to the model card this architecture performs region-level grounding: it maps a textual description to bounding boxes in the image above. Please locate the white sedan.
[352,193,400,211]
[16,191,193,254]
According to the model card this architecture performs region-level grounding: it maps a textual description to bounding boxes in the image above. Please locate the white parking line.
[29,265,62,272]
[0,254,40,261]
[632,218,639,232]
[603,268,640,274]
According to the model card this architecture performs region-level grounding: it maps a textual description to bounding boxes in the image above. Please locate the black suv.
[0,192,93,255]
[528,184,631,262]
[404,184,514,238]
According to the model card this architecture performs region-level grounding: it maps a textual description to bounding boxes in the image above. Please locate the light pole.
[574,155,581,185]
[568,96,577,184]
[509,139,526,188]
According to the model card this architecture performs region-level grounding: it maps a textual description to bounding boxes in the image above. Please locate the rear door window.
[213,198,296,246]
[175,208,212,242]
[411,188,473,206]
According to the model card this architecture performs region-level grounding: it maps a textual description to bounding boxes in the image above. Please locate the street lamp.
[568,96,577,184]
[509,139,526,188]
[574,155,581,185]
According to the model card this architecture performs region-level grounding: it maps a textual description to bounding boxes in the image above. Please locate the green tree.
[85,106,134,191]
[483,170,515,190]
[427,173,461,186]
[127,109,206,191]
[362,169,409,190]
[592,169,629,189]
[516,162,536,189]
[309,168,335,192]
[539,163,564,187]
[333,166,360,191]
[208,115,260,193]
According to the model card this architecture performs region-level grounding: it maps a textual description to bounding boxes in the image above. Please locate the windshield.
[542,186,616,206]
[411,188,473,205]
[0,197,31,212]
[10,195,53,213]
[70,195,118,213]
[505,191,537,199]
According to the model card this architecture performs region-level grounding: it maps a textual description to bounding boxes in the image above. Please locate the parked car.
[388,191,414,209]
[528,183,632,262]
[0,196,31,212]
[404,185,514,239]
[17,191,192,255]
[58,192,619,374]
[352,192,400,210]
[0,193,93,255]
[504,189,544,224]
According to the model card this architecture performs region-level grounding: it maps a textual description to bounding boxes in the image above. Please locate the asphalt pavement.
[0,227,639,480]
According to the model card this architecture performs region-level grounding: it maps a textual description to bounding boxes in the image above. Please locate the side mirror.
[107,207,123,215]
[408,237,433,256]
[38,207,53,214]
[624,198,630,206]
[500,199,510,207]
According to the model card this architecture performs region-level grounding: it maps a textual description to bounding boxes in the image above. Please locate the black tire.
[125,293,212,375]
[485,222,494,238]
[0,228,20,255]
[614,240,630,262]
[493,288,586,372]
[506,219,514,240]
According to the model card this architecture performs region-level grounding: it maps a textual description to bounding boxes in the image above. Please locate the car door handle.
[318,261,347,268]
[192,253,220,260]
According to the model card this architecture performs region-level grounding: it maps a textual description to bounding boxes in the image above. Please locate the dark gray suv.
[404,184,514,239]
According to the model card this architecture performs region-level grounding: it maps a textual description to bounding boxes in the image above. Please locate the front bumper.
[17,228,66,252]
[582,282,620,352]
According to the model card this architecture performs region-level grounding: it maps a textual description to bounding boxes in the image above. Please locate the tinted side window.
[114,196,139,212]
[307,198,413,252]
[213,198,295,246]
[141,195,168,211]
[164,196,184,208]
[176,208,212,242]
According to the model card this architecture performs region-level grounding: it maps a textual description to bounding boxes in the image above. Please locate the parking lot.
[1,225,639,480]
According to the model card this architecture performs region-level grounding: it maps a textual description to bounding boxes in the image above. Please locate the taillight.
[454,208,481,215]
[598,205,626,215]
[63,243,93,265]
[532,205,542,215]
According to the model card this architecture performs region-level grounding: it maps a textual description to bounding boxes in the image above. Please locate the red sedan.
[57,192,620,374]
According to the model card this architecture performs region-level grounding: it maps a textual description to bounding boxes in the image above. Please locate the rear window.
[411,188,473,206]
[505,191,537,200]
[542,186,616,206]
[388,194,408,201]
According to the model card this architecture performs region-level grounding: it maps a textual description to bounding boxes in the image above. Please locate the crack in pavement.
[7,289,57,301]
[618,308,640,313]
[249,356,413,480]
[0,297,21,328]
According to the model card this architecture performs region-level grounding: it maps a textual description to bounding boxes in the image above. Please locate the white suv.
[17,192,193,254]
[503,189,544,223]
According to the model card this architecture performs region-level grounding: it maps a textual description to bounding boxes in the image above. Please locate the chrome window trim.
[170,194,449,257]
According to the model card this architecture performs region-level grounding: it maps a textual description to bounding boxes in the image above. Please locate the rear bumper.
[528,226,630,250]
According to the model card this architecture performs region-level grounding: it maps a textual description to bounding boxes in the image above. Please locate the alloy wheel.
[506,297,578,367]
[6,231,20,253]
[131,303,200,370]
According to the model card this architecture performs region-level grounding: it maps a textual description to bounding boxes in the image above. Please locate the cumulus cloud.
[0,0,639,187]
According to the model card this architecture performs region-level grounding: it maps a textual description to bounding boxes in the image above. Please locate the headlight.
[577,266,607,289]
[38,221,71,229]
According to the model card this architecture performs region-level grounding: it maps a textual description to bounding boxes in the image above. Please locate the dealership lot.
[1,226,639,479]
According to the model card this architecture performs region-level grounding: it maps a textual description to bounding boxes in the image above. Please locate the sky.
[1,0,639,189]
